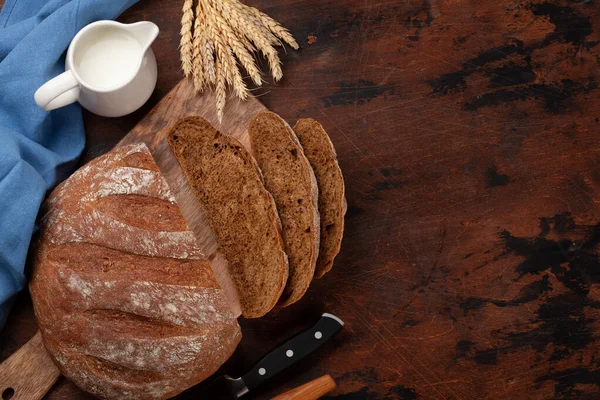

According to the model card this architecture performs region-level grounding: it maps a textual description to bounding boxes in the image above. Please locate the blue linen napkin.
[0,0,139,331]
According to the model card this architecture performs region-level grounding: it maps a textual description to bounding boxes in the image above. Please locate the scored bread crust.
[167,116,289,318]
[30,144,241,400]
[249,112,320,306]
[293,119,346,278]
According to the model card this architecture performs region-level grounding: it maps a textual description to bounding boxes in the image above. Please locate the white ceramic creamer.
[34,21,159,117]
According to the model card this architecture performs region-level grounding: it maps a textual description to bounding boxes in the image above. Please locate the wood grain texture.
[0,332,60,400]
[271,375,336,400]
[2,0,600,399]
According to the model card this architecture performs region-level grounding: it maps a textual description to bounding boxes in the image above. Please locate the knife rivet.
[315,331,322,339]
[259,368,266,376]
[286,350,294,357]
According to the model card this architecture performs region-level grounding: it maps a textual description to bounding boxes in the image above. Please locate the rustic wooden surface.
[2,0,600,399]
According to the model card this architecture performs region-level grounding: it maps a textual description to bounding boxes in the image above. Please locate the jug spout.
[126,21,159,50]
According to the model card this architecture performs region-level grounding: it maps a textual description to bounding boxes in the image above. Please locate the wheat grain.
[215,53,227,122]
[228,49,248,100]
[203,40,217,86]
[239,34,256,53]
[264,46,283,81]
[180,0,194,76]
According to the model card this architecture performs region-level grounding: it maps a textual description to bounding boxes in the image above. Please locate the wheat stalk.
[179,0,194,77]
[180,0,299,121]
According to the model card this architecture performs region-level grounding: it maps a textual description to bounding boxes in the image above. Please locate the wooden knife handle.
[271,375,336,400]
[0,330,61,400]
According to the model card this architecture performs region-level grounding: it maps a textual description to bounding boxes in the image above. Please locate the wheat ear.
[215,53,227,122]
[221,0,283,80]
[204,0,247,119]
[180,0,194,76]
[198,2,216,86]
[225,0,279,46]
[210,7,262,86]
[181,0,299,114]
[254,8,299,50]
[191,1,205,90]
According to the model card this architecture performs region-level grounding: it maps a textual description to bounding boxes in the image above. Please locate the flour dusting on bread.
[30,143,241,400]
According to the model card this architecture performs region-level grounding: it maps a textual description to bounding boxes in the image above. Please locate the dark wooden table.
[2,0,600,399]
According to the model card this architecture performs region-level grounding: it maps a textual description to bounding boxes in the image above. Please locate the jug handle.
[34,70,80,111]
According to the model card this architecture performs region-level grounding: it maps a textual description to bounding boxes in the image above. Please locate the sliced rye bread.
[248,112,320,306]
[293,118,346,278]
[167,116,288,318]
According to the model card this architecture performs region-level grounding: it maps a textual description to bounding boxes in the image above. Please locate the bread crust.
[249,112,320,306]
[30,143,241,400]
[293,119,346,278]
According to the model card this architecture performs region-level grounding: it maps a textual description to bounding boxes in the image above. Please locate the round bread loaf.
[30,144,241,400]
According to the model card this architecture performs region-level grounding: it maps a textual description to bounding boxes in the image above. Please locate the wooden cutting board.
[0,78,267,400]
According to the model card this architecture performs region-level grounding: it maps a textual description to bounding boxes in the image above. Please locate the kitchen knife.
[202,313,344,399]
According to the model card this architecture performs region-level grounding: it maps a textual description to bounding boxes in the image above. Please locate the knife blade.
[201,313,344,399]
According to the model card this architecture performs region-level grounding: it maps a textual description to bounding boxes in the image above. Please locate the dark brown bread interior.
[294,119,346,278]
[249,112,320,306]
[167,116,288,318]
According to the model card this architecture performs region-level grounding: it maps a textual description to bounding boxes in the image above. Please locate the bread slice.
[293,119,346,278]
[167,116,288,318]
[249,112,320,306]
